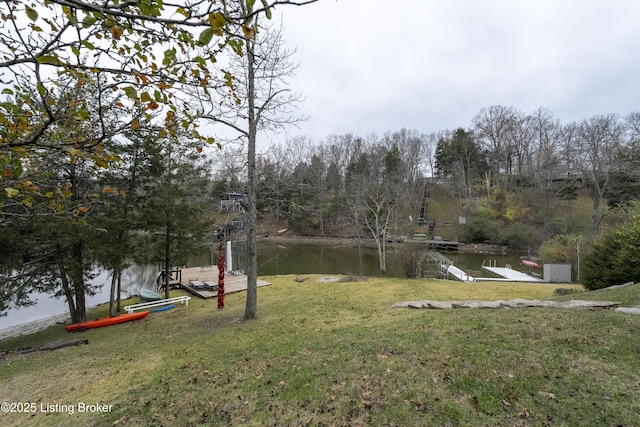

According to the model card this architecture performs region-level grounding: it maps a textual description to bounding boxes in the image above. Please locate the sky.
[271,0,640,143]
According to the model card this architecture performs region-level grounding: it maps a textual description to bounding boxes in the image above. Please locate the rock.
[391,299,621,312]
[478,300,505,309]
[554,300,620,310]
[407,301,425,309]
[425,301,454,309]
[391,302,413,308]
[452,300,485,309]
[603,281,635,290]
[500,299,543,308]
[615,307,640,315]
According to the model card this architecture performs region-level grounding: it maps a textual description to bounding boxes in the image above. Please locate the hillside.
[250,183,603,251]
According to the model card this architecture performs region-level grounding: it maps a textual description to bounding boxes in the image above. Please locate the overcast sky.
[273,0,640,143]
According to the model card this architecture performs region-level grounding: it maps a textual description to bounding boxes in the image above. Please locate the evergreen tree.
[132,126,213,299]
[581,209,640,290]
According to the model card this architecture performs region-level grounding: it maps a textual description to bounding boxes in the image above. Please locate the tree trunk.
[59,264,78,324]
[380,237,387,276]
[71,243,87,323]
[244,30,258,320]
[116,269,122,312]
[164,219,171,300]
[109,274,117,316]
[591,195,602,238]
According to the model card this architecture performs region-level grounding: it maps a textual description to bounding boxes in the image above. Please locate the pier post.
[226,240,232,273]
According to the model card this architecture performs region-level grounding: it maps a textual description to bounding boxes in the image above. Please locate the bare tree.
[576,114,627,237]
[198,9,305,319]
[627,112,640,144]
[509,114,535,178]
[558,122,580,171]
[530,108,561,171]
[529,108,562,229]
[473,105,523,190]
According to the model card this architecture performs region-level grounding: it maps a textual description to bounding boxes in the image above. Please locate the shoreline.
[258,234,516,254]
[0,238,521,342]
[0,298,130,343]
[0,312,71,342]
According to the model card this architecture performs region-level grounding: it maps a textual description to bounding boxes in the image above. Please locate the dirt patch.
[316,276,342,283]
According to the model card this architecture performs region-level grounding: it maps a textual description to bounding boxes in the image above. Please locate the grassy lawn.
[1,276,639,426]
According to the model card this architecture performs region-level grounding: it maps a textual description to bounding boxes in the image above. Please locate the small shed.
[543,263,572,283]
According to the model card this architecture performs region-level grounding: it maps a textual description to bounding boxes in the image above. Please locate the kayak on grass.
[64,311,150,332]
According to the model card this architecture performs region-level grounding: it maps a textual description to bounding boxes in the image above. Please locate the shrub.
[539,234,580,264]
[581,234,624,290]
[581,210,640,290]
[463,213,500,243]
[397,243,423,278]
[497,223,538,249]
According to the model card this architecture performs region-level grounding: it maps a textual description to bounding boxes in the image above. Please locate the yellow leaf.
[110,26,123,40]
[5,187,19,198]
[208,12,226,30]
[131,119,140,130]
[242,25,255,39]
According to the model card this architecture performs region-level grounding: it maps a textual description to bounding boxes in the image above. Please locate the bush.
[539,234,580,263]
[581,210,640,290]
[581,234,624,290]
[497,223,538,249]
[397,243,423,278]
[463,214,500,243]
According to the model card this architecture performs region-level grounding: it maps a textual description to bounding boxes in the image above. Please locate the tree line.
[209,107,640,276]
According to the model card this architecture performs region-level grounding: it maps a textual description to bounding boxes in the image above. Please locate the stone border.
[392,299,621,311]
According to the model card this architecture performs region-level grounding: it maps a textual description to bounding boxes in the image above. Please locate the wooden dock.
[177,266,271,299]
[405,239,459,251]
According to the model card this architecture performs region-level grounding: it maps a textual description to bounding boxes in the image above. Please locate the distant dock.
[405,239,459,251]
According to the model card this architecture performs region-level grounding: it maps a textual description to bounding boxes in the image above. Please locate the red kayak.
[65,311,150,332]
[521,259,541,269]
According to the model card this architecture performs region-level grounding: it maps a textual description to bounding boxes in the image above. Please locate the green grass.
[1,276,639,426]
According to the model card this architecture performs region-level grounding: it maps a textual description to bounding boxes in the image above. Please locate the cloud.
[274,0,640,143]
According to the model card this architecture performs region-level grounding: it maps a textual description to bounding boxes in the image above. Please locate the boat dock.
[176,266,271,299]
[443,264,477,282]
[406,239,459,251]
[477,266,543,282]
[433,254,543,283]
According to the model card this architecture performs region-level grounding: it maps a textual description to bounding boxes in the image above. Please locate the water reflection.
[1,242,528,329]
[0,265,156,330]
[189,242,527,279]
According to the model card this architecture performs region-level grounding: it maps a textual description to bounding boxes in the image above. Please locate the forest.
[212,108,640,264]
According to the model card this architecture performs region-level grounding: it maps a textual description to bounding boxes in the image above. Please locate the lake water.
[0,242,529,330]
